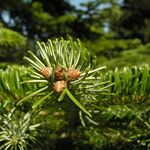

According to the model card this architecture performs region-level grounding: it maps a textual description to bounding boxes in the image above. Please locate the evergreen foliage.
[0,64,149,149]
[0,27,26,62]
[112,0,150,42]
[98,43,150,69]
[83,38,141,58]
[0,105,40,149]
[0,65,37,100]
[0,0,150,149]
[16,38,112,125]
[102,65,150,102]
[0,27,26,48]
[0,0,119,40]
[0,63,149,149]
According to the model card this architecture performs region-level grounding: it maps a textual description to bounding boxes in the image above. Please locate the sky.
[69,0,123,32]
[70,0,123,8]
[69,0,88,8]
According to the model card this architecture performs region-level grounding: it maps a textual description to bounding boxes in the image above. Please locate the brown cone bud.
[53,80,67,93]
[40,67,52,78]
[55,67,64,80]
[67,68,80,81]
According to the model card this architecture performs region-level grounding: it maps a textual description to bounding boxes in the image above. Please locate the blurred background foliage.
[0,0,150,149]
[0,0,150,69]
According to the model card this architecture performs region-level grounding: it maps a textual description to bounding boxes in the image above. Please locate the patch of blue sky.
[70,0,123,9]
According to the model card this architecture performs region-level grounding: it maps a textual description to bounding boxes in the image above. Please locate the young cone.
[40,67,52,78]
[67,68,81,81]
[53,80,67,93]
[55,67,64,80]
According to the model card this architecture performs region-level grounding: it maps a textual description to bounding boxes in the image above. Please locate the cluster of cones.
[40,67,81,92]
